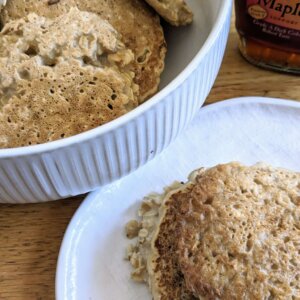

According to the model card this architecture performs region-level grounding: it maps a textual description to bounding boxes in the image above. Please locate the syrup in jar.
[235,0,300,74]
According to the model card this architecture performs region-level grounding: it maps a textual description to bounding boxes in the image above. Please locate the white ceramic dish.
[56,97,300,300]
[0,0,232,203]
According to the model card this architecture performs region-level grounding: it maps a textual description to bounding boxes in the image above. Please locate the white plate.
[56,97,300,300]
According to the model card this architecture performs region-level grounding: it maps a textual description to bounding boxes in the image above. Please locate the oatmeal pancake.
[0,0,167,102]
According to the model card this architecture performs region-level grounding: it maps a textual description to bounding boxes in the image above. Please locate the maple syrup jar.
[235,0,300,74]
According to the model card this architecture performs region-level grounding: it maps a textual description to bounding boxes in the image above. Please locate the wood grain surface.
[0,15,299,300]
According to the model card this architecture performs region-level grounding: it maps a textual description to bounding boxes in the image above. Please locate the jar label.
[238,0,300,52]
[247,0,300,30]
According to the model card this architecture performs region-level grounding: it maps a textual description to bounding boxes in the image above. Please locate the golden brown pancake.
[0,61,137,148]
[126,173,203,300]
[178,163,300,299]
[0,0,167,103]
[127,163,300,300]
[0,8,138,148]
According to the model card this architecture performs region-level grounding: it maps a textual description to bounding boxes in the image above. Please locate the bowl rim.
[0,0,232,158]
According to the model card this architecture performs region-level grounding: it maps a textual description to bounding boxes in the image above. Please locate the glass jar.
[235,0,300,74]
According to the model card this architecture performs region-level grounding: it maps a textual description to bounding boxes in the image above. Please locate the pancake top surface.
[0,0,167,102]
[0,60,137,148]
[0,8,138,148]
[128,163,300,300]
[177,163,300,300]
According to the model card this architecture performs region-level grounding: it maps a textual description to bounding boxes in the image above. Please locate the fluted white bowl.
[0,0,232,203]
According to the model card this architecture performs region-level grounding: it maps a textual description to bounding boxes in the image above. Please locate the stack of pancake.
[0,0,193,148]
[126,162,300,299]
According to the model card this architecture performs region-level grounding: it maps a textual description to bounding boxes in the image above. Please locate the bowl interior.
[160,0,223,89]
[0,0,225,157]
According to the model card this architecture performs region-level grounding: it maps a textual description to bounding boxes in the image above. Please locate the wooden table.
[0,17,299,300]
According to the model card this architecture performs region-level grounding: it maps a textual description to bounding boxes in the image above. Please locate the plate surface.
[56,97,300,300]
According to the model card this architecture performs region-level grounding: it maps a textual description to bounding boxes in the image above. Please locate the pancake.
[178,163,300,299]
[0,8,138,148]
[0,7,135,67]
[126,171,203,300]
[0,60,137,148]
[126,163,300,300]
[0,0,77,22]
[144,0,193,26]
[0,0,167,103]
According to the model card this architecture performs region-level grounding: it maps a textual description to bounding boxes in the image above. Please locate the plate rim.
[55,96,300,300]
